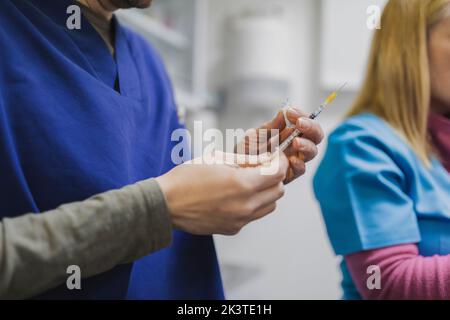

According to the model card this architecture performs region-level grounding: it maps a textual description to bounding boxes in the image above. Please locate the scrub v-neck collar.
[28,0,142,100]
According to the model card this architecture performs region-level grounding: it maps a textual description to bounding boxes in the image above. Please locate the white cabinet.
[116,0,211,115]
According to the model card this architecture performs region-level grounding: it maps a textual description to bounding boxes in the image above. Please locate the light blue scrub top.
[313,113,450,300]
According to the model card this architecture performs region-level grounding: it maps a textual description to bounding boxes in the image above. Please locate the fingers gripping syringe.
[276,82,347,153]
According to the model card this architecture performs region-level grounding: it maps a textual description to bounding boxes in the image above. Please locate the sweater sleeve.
[0,179,172,299]
[345,244,450,300]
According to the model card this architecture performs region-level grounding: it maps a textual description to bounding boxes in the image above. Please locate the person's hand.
[237,108,324,184]
[156,152,288,236]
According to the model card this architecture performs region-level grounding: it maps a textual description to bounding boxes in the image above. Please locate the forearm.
[0,179,172,299]
[345,244,450,300]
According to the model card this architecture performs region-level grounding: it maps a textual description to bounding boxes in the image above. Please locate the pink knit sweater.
[345,113,450,300]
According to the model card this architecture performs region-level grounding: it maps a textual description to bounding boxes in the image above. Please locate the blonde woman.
[314,0,450,299]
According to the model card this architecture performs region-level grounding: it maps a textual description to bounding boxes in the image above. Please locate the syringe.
[276,82,347,153]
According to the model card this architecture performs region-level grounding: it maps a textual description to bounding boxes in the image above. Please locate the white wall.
[320,0,386,90]
[203,0,362,299]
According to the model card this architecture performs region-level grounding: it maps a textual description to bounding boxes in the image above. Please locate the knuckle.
[234,176,254,194]
[298,164,306,176]
[304,145,318,161]
[312,125,325,144]
[224,227,238,236]
[269,203,277,213]
[312,146,319,157]
[230,177,249,195]
[222,219,243,235]
[278,183,285,197]
[303,139,314,151]
[263,203,277,216]
[243,181,255,194]
[238,220,246,230]
[228,171,240,185]
[231,222,244,235]
[242,202,256,216]
[294,161,306,176]
[317,127,325,143]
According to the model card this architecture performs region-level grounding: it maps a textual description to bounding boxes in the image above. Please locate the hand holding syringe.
[221,85,344,173]
[275,82,347,154]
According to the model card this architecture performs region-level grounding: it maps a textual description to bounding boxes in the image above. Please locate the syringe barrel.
[278,129,301,152]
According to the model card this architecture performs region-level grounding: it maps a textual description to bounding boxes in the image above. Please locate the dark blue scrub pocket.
[417,219,450,256]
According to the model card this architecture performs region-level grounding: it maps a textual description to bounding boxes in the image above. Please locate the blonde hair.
[347,0,450,165]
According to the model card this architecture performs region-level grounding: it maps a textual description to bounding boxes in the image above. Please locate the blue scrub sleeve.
[314,129,421,255]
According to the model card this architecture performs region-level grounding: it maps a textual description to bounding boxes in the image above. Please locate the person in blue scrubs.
[0,0,324,299]
[2,0,215,299]
[314,0,450,300]
[314,114,450,299]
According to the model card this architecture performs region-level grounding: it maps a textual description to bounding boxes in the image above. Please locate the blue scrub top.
[314,113,450,300]
[0,0,223,299]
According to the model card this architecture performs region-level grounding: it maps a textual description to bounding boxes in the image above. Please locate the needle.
[276,82,347,153]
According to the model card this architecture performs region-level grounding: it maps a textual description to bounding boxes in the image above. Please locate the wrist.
[155,173,181,228]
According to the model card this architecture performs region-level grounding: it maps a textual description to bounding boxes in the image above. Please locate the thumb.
[260,110,286,131]
[259,107,307,131]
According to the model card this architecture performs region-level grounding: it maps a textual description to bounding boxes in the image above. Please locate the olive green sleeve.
[0,179,172,299]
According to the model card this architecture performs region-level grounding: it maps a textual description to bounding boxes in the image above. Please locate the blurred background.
[117,0,386,299]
